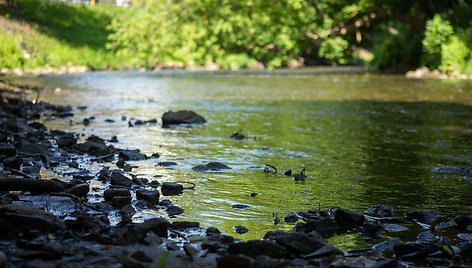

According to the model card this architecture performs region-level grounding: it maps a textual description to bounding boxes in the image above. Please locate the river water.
[16,68,472,249]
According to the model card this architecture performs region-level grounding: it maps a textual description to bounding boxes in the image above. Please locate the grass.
[0,0,131,70]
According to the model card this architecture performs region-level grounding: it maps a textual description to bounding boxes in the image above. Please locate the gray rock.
[217,255,252,268]
[232,204,250,210]
[162,110,206,126]
[382,223,409,232]
[192,162,231,172]
[136,189,160,205]
[284,213,299,223]
[301,244,339,258]
[264,230,326,254]
[367,204,394,217]
[139,217,171,237]
[405,210,440,224]
[228,240,288,258]
[110,172,132,187]
[118,149,147,161]
[104,188,131,202]
[161,182,183,196]
[110,196,132,209]
[416,230,436,243]
[56,136,76,148]
[66,183,89,197]
[373,237,402,252]
[166,205,185,216]
[436,220,457,230]
[201,234,234,252]
[0,204,65,232]
[293,218,338,237]
[235,225,249,234]
[458,233,472,241]
[13,195,77,217]
[454,215,472,228]
[334,208,365,230]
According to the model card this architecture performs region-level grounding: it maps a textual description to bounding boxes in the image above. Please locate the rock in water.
[161,182,184,196]
[192,162,231,172]
[228,240,287,258]
[405,210,440,224]
[162,110,206,126]
[334,208,365,230]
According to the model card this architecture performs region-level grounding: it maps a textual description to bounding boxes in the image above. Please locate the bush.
[422,15,454,68]
[318,37,349,65]
[439,36,469,73]
[0,31,25,68]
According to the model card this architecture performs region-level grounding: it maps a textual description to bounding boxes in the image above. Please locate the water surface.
[16,68,472,247]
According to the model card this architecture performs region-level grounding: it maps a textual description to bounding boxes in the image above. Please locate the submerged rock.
[232,204,250,210]
[192,162,231,172]
[162,110,206,126]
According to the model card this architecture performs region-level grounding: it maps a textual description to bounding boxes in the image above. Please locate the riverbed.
[14,68,472,248]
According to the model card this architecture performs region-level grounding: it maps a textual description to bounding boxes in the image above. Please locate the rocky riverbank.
[1,81,472,267]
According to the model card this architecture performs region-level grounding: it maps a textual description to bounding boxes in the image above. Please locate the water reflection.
[14,70,472,242]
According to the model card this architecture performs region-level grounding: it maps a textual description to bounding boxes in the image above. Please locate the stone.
[454,215,472,228]
[393,243,427,261]
[293,218,338,237]
[166,205,185,216]
[161,182,184,196]
[458,233,472,241]
[228,240,287,259]
[0,143,16,157]
[118,149,147,161]
[217,255,252,268]
[110,172,132,187]
[405,210,440,224]
[334,208,365,230]
[0,204,65,232]
[104,188,131,202]
[162,110,206,126]
[139,217,171,237]
[66,183,89,197]
[110,196,132,209]
[235,225,249,234]
[373,238,402,252]
[367,204,394,218]
[201,234,234,252]
[0,250,6,268]
[264,230,326,254]
[284,213,299,223]
[192,162,231,172]
[206,227,221,236]
[171,221,199,229]
[382,223,409,232]
[157,161,178,167]
[416,231,436,243]
[436,220,458,230]
[136,189,160,205]
[232,204,250,210]
[56,136,76,148]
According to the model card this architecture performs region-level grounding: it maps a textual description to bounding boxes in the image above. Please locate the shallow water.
[16,68,472,246]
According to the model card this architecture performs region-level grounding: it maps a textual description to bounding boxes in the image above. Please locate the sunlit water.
[15,68,472,249]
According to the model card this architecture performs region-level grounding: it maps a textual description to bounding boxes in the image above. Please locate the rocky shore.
[1,80,472,268]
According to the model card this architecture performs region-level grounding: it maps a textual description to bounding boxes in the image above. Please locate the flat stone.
[192,162,231,172]
[139,217,171,237]
[284,213,299,223]
[157,161,178,167]
[264,230,326,254]
[13,195,77,217]
[436,220,457,230]
[0,204,65,232]
[382,223,409,232]
[162,110,206,126]
[293,218,338,237]
[232,204,250,210]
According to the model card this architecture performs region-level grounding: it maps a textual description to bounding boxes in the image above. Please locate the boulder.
[110,172,132,187]
[118,149,147,161]
[264,230,326,254]
[136,189,160,205]
[161,182,183,196]
[104,188,131,202]
[293,218,338,237]
[139,217,170,237]
[162,110,206,126]
[166,205,185,216]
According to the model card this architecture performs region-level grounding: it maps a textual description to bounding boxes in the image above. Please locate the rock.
[0,177,65,194]
[373,238,402,252]
[118,150,147,161]
[201,234,234,252]
[417,231,436,243]
[157,161,178,167]
[217,255,252,268]
[166,205,185,216]
[284,213,299,223]
[161,182,184,196]
[192,162,231,172]
[0,204,65,232]
[393,243,428,261]
[367,204,394,218]
[183,244,198,258]
[158,199,173,208]
[130,250,153,263]
[206,227,221,236]
[235,225,248,234]
[104,188,131,202]
[405,210,440,224]
[334,208,365,230]
[250,193,258,197]
[136,189,160,205]
[119,204,136,220]
[110,172,132,187]
[293,218,338,237]
[382,223,409,232]
[436,220,458,230]
[0,250,6,268]
[283,170,292,176]
[110,196,132,209]
[171,221,199,229]
[454,215,472,228]
[264,230,326,254]
[0,143,16,157]
[56,136,76,148]
[139,217,170,237]
[228,240,287,258]
[301,244,339,259]
[68,161,79,169]
[13,195,76,217]
[458,233,472,241]
[66,183,89,197]
[331,255,396,268]
[162,110,206,126]
[232,204,250,210]
[230,129,247,141]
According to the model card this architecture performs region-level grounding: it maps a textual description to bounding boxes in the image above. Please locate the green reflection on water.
[14,68,472,248]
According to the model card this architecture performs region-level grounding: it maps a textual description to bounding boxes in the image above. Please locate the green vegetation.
[1,0,472,73]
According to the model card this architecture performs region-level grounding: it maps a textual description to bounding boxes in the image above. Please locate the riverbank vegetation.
[1,0,472,74]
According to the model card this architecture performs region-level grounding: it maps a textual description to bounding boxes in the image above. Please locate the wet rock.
[183,244,198,258]
[158,199,173,208]
[128,118,157,127]
[136,189,159,205]
[283,170,292,176]
[235,225,249,234]
[109,136,118,143]
[416,230,436,243]
[104,188,131,202]
[149,180,160,188]
[393,243,429,261]
[228,240,287,258]
[334,208,365,230]
[264,230,326,254]
[301,244,339,259]
[250,193,258,197]
[0,143,16,157]
[192,162,231,172]
[367,204,394,218]
[171,221,199,229]
[13,195,77,217]
[373,238,402,252]
[166,205,185,216]
[0,204,65,232]
[157,161,177,167]
[294,218,338,237]
[454,215,472,228]
[206,227,221,236]
[110,172,132,187]
[3,156,21,170]
[382,223,409,233]
[56,136,76,148]
[118,149,147,161]
[405,210,440,224]
[161,182,184,196]
[73,140,113,156]
[284,213,299,223]
[362,223,383,240]
[119,204,136,221]
[458,233,472,241]
[230,129,247,141]
[433,166,472,174]
[139,217,170,237]
[66,183,89,197]
[0,250,6,268]
[331,255,396,268]
[0,177,65,194]
[436,220,457,230]
[162,110,206,126]
[110,196,132,209]
[202,234,234,252]
[68,161,79,169]
[232,204,250,210]
[217,255,252,268]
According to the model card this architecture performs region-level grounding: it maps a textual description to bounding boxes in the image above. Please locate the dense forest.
[1,0,472,73]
